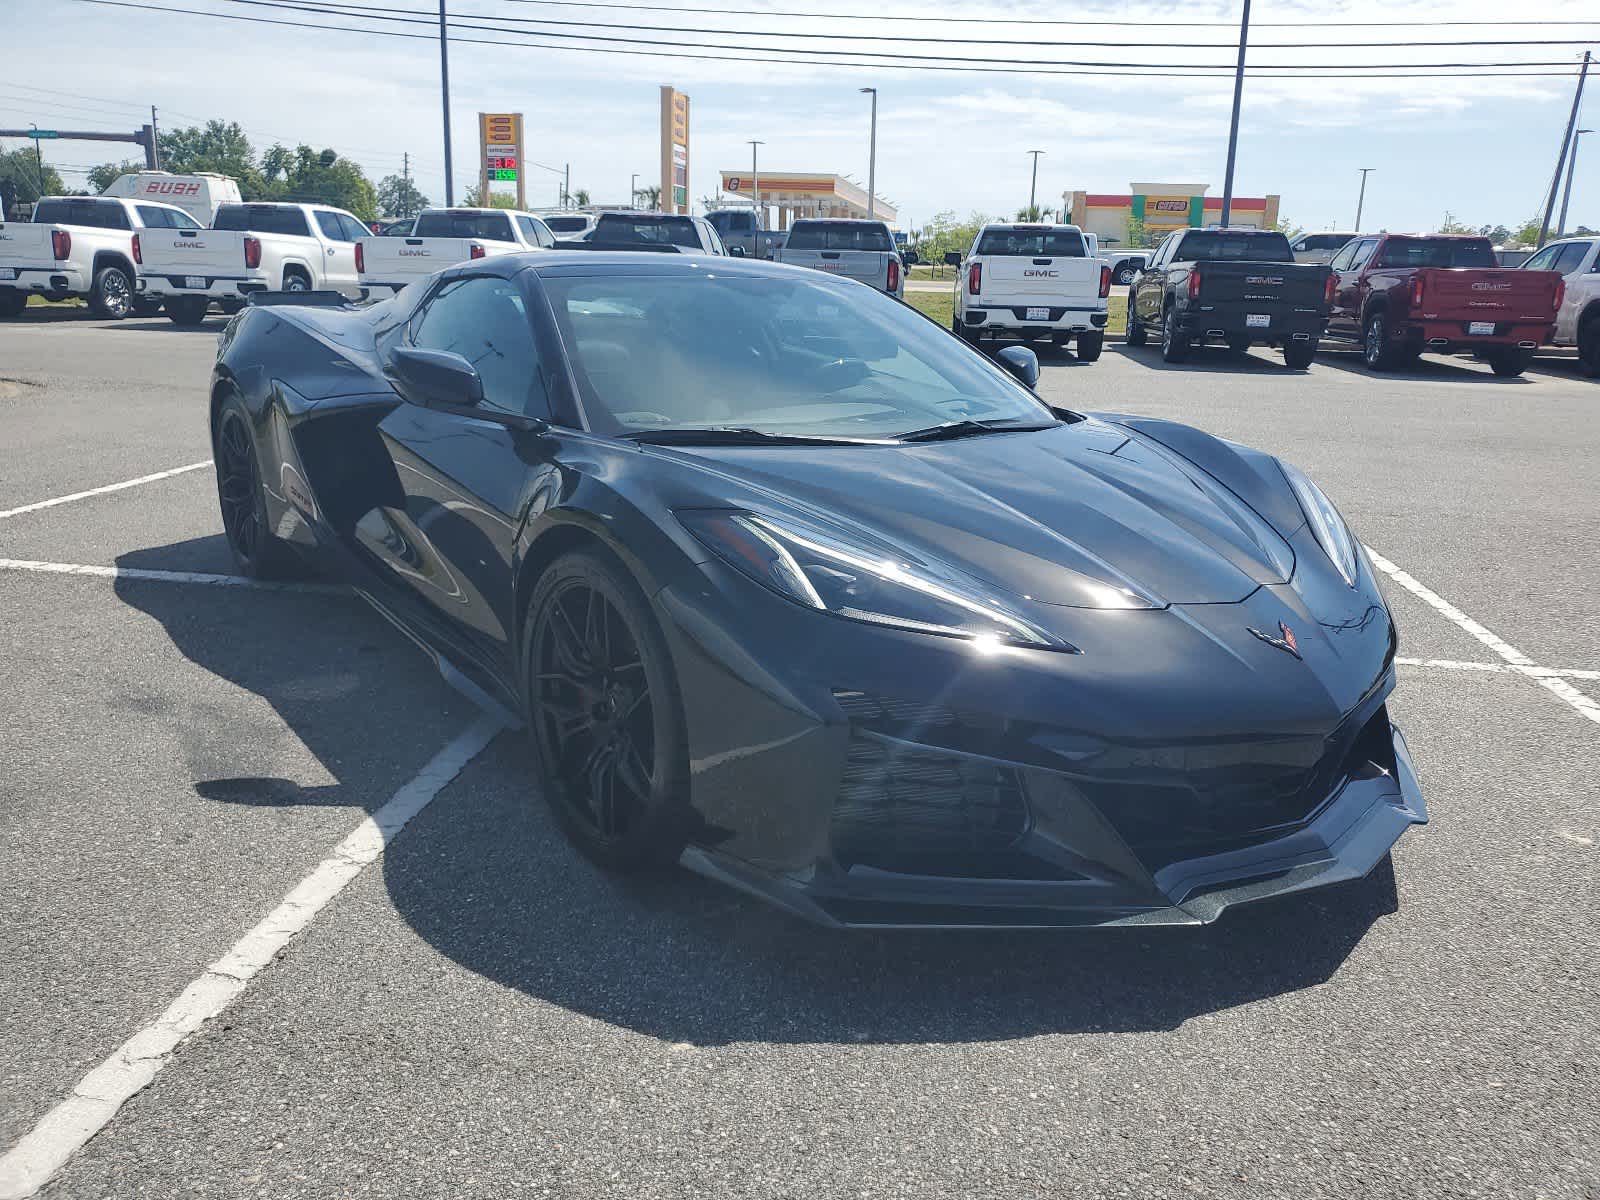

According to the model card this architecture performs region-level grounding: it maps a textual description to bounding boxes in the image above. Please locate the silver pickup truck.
[775,219,904,298]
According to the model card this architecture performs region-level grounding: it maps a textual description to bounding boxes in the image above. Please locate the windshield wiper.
[897,418,1056,443]
[622,427,883,446]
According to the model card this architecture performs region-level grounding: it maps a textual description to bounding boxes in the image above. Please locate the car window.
[707,211,754,236]
[135,205,183,229]
[1305,234,1355,251]
[336,214,369,242]
[515,215,552,247]
[591,214,701,248]
[1374,237,1496,268]
[545,271,1054,439]
[34,199,130,230]
[213,206,311,236]
[542,215,590,235]
[410,275,550,418]
[698,219,726,255]
[1520,245,1559,271]
[1550,241,1589,274]
[413,210,517,241]
[1348,239,1378,270]
[1328,241,1358,272]
[1173,231,1294,262]
[785,222,895,251]
[975,228,1086,257]
[314,211,348,241]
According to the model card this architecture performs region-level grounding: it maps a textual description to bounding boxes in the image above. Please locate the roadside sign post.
[477,112,525,209]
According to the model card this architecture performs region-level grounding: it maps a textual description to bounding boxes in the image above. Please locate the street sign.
[28,130,60,139]
[477,112,525,206]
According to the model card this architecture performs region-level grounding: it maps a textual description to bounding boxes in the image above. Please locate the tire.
[1114,263,1137,286]
[1488,348,1531,378]
[1160,304,1189,363]
[1578,318,1600,378]
[281,269,310,293]
[0,289,26,319]
[131,297,164,318]
[523,549,690,872]
[213,393,303,580]
[1075,330,1105,362]
[166,296,210,326]
[87,264,134,319]
[1225,334,1252,355]
[1362,309,1400,371]
[219,299,245,315]
[1125,289,1148,346]
[1283,341,1316,370]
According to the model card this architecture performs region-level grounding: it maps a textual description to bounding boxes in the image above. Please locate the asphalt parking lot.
[2,307,1597,1199]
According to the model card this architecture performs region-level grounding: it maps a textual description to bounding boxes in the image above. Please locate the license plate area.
[1025,307,1050,321]
[184,276,206,290]
[1246,313,1270,329]
[1467,321,1495,335]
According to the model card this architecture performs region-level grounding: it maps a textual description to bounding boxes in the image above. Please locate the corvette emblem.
[1247,621,1301,659]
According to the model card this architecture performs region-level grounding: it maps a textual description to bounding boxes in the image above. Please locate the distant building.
[719,171,896,229]
[1066,182,1280,247]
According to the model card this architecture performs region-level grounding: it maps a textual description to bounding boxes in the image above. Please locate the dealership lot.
[2,310,1597,1198]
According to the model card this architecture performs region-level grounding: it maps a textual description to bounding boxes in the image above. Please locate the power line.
[56,0,1595,78]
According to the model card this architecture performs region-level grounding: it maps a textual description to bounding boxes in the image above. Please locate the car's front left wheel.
[524,549,690,872]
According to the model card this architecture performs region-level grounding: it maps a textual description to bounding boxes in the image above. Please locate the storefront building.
[1065,182,1280,247]
[718,171,896,229]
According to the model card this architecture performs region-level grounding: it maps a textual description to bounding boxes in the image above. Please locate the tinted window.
[697,219,725,255]
[1550,242,1590,274]
[1348,239,1378,270]
[1303,234,1356,251]
[546,272,1053,439]
[1173,231,1294,262]
[706,211,754,235]
[542,215,590,234]
[315,211,349,241]
[1328,241,1359,272]
[785,222,895,251]
[1374,237,1496,268]
[135,205,189,228]
[339,214,371,242]
[515,215,553,247]
[592,214,700,248]
[34,199,129,230]
[1519,245,1559,271]
[411,276,549,417]
[975,228,1086,257]
[213,205,310,236]
[412,210,517,241]
[378,220,414,237]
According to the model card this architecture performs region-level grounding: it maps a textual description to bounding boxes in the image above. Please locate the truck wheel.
[130,297,164,318]
[1283,341,1316,370]
[1362,310,1400,371]
[1075,331,1105,363]
[0,289,27,319]
[1160,305,1189,364]
[88,265,134,320]
[1579,319,1600,378]
[281,270,310,292]
[166,297,210,326]
[1488,348,1531,378]
[1114,263,1137,286]
[1125,290,1147,346]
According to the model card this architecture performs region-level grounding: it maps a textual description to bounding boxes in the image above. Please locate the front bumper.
[963,305,1109,336]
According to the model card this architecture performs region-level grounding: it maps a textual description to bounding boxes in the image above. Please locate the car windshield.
[212,206,310,236]
[413,211,516,240]
[1375,238,1497,268]
[707,211,754,235]
[975,229,1086,257]
[542,216,590,234]
[593,216,700,248]
[785,223,895,251]
[1177,232,1294,262]
[545,271,1056,440]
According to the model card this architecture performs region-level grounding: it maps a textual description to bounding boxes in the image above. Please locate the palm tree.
[1015,204,1057,222]
[635,184,662,210]
[574,188,591,208]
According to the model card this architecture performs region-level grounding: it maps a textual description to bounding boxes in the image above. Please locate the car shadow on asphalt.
[1312,348,1533,385]
[1107,343,1301,376]
[116,537,1399,1046]
[0,310,223,331]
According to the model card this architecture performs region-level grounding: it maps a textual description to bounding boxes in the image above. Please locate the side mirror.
[995,345,1040,389]
[728,244,746,258]
[387,347,484,409]
[943,251,962,267]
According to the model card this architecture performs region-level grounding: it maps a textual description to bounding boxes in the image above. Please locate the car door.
[1324,239,1361,334]
[1330,238,1377,335]
[312,210,360,295]
[1136,235,1172,323]
[372,270,563,673]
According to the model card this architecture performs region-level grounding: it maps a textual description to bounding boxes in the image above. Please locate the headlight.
[678,510,1076,653]
[1280,462,1358,587]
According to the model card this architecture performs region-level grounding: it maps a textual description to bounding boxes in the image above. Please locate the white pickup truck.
[775,219,903,297]
[951,222,1111,360]
[357,207,556,296]
[0,195,196,319]
[136,201,370,324]
[1519,235,1600,376]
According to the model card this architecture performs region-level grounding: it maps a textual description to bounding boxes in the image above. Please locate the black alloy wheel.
[282,271,310,292]
[214,397,298,579]
[1161,305,1189,363]
[0,289,27,318]
[1125,289,1147,346]
[526,552,688,870]
[1363,310,1398,371]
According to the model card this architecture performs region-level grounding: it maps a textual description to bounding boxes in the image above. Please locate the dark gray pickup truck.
[1126,228,1333,369]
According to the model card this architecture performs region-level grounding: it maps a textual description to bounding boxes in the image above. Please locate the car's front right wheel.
[523,549,690,872]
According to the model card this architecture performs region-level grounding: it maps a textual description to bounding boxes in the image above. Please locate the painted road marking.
[1394,657,1600,682]
[0,715,505,1200]
[0,461,212,521]
[0,558,342,594]
[1369,546,1600,727]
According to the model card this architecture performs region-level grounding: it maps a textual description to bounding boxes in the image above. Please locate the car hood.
[651,419,1298,608]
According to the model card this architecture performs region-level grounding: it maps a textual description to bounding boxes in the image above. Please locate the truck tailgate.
[0,225,59,269]
[358,236,500,280]
[1408,267,1563,322]
[779,249,893,289]
[1198,261,1328,308]
[140,229,249,276]
[982,255,1099,298]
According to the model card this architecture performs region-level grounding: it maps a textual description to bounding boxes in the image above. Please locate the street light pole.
[1219,0,1251,227]
[748,140,763,229]
[438,0,454,205]
[1538,50,1590,249]
[1557,128,1592,238]
[1027,150,1043,215]
[860,88,877,219]
[631,172,638,208]
[1354,167,1374,230]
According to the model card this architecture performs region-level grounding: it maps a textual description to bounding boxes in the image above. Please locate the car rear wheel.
[1160,305,1189,363]
[213,395,302,580]
[1488,347,1531,378]
[281,270,310,292]
[1283,341,1316,370]
[1362,310,1400,371]
[524,550,690,872]
[131,297,164,318]
[0,289,26,318]
[1125,290,1147,346]
[1578,318,1600,378]
[1075,331,1104,362]
[1114,263,1137,286]
[88,265,133,319]
[167,297,210,326]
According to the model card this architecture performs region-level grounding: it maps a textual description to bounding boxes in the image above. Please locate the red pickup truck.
[1325,234,1564,376]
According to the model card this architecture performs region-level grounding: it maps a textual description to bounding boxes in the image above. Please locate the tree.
[259,144,378,219]
[1268,215,1305,241]
[460,185,516,208]
[0,147,65,216]
[1478,224,1513,245]
[1015,204,1056,222]
[159,120,266,196]
[87,159,145,192]
[1511,216,1544,246]
[918,209,991,264]
[1436,211,1471,234]
[635,184,661,210]
[573,188,592,208]
[376,173,430,218]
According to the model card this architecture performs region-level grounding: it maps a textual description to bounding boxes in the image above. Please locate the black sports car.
[209,252,1425,929]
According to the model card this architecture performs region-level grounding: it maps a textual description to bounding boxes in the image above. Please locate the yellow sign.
[659,87,689,214]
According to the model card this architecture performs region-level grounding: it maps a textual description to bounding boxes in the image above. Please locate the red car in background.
[1325,234,1564,377]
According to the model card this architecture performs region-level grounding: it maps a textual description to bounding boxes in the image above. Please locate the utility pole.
[149,106,161,170]
[402,151,411,215]
[1027,150,1043,215]
[1354,167,1374,230]
[860,88,877,219]
[631,172,638,207]
[1557,128,1592,238]
[438,0,454,205]
[30,124,45,191]
[1219,0,1251,227]
[1538,50,1590,249]
[563,162,570,208]
[748,139,763,228]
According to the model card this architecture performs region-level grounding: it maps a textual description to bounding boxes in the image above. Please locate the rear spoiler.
[247,290,360,308]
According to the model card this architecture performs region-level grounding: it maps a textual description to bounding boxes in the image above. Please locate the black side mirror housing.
[387,347,485,410]
[996,345,1040,389]
[943,251,962,267]
[728,244,746,257]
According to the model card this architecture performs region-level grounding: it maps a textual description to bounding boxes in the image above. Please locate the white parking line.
[0,461,211,521]
[0,558,343,594]
[0,714,505,1200]
[1368,546,1600,727]
[1394,657,1600,681]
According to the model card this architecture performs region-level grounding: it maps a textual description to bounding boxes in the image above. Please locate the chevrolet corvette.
[208,251,1425,928]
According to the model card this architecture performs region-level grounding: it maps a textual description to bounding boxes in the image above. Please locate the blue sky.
[5,0,1596,233]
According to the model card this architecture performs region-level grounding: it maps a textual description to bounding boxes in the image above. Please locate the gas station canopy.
[719,171,896,228]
